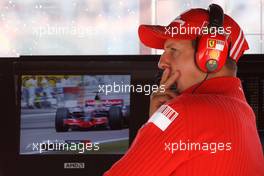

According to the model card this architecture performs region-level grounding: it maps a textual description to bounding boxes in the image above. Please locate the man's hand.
[149,68,180,117]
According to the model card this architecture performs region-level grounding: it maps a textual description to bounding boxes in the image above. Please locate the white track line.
[21,113,55,118]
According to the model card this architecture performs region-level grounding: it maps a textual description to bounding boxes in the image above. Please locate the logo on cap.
[172,16,185,25]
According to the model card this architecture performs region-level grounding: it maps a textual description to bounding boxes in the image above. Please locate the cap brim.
[138,25,168,49]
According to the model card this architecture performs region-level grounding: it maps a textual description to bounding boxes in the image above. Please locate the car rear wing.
[85,99,124,106]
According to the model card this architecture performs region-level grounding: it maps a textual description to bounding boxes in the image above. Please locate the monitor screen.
[20,74,130,155]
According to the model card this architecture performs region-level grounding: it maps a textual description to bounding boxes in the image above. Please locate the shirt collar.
[181,76,246,100]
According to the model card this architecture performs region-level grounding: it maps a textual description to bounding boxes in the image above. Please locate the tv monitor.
[20,74,130,155]
[9,55,160,176]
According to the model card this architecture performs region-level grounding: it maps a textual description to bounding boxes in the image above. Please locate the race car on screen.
[55,95,129,132]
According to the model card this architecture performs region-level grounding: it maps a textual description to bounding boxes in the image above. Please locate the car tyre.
[55,108,69,132]
[108,106,123,130]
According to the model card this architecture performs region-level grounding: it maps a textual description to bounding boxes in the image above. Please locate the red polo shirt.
[104,76,264,176]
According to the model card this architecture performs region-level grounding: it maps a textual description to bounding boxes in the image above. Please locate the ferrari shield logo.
[208,39,216,48]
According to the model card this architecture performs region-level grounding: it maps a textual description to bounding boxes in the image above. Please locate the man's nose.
[158,52,170,70]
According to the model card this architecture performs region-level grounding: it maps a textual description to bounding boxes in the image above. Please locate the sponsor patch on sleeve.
[147,105,179,131]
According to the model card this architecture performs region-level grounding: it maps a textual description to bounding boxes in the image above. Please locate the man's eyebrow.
[164,43,174,49]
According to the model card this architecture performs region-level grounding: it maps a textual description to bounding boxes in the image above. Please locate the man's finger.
[151,90,178,103]
[149,94,172,117]
[155,94,172,104]
[160,68,170,85]
[164,90,178,98]
[153,89,178,99]
[163,71,180,90]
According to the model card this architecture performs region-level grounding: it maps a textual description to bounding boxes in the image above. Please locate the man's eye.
[170,48,177,51]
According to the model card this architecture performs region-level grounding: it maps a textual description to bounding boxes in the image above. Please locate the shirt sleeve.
[103,102,188,176]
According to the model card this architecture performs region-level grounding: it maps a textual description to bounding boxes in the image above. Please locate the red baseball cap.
[138,8,249,62]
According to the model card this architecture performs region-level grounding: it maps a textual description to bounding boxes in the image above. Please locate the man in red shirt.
[104,4,264,176]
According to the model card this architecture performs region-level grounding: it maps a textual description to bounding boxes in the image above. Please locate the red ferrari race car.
[55,97,129,132]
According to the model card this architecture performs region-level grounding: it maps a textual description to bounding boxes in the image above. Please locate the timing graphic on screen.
[20,75,130,155]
